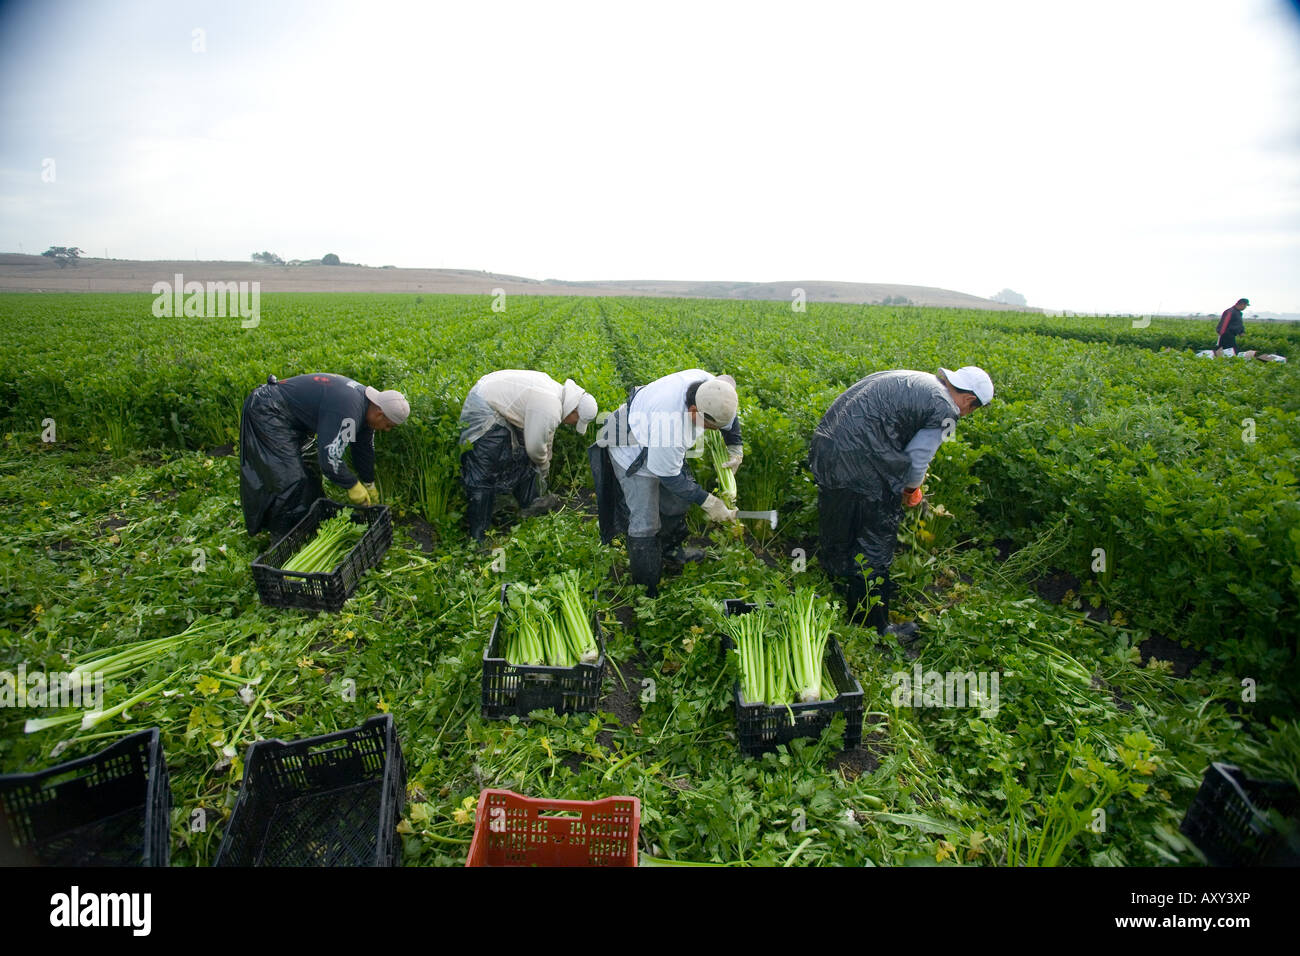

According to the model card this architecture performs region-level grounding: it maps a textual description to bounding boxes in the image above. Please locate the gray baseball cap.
[364,386,410,424]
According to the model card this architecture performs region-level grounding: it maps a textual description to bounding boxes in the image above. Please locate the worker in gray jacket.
[460,370,598,540]
[810,366,992,637]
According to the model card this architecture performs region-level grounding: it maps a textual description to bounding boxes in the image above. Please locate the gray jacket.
[809,370,958,496]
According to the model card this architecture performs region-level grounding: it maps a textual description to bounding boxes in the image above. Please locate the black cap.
[1238,298,1250,306]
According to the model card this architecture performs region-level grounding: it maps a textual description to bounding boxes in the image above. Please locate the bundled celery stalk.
[281,513,366,573]
[505,589,547,666]
[702,429,737,506]
[723,588,839,705]
[502,572,599,666]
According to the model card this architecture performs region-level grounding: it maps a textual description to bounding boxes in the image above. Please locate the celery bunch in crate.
[723,588,839,704]
[502,571,598,666]
[702,428,737,506]
[280,513,366,573]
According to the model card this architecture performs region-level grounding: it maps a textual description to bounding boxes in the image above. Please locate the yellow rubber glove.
[347,481,370,506]
[363,481,379,504]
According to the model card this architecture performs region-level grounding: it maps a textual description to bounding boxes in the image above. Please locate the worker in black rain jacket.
[240,373,410,536]
[810,366,992,638]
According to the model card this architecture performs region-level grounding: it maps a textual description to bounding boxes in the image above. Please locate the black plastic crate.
[213,714,406,867]
[0,728,171,866]
[251,498,392,612]
[1180,762,1300,866]
[723,598,864,756]
[482,583,605,720]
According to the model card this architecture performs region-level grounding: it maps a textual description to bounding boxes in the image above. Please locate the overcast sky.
[2,0,1298,313]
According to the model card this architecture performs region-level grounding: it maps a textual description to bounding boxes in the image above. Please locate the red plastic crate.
[465,789,639,867]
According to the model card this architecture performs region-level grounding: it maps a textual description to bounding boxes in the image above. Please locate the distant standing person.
[1215,298,1249,354]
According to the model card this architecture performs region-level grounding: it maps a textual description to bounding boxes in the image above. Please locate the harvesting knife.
[735,509,778,529]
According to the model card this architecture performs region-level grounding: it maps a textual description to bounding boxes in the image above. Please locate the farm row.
[1,292,1296,866]
[4,293,1292,679]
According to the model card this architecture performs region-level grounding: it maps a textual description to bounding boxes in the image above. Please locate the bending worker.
[459,370,598,540]
[810,366,993,637]
[591,369,741,596]
[240,373,410,536]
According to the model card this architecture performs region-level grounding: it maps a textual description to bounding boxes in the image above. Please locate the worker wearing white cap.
[591,370,742,596]
[459,370,599,540]
[809,366,993,638]
[239,372,410,536]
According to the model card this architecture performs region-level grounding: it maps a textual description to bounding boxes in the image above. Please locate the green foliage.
[1,292,1295,867]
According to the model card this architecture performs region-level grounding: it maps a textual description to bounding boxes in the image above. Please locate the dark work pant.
[460,423,539,504]
[817,484,903,619]
[239,385,323,536]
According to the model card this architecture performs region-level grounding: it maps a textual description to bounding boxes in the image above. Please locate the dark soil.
[992,538,1014,562]
[1035,571,1081,606]
[1033,570,1110,621]
[597,655,645,750]
[209,443,234,457]
[1137,632,1204,678]
[612,603,636,634]
[835,746,879,779]
[99,517,129,533]
[560,752,586,774]
[399,514,436,553]
[50,538,76,552]
[1084,604,1110,623]
[836,727,886,778]
[750,533,815,571]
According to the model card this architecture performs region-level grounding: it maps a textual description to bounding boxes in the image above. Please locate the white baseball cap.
[364,386,411,424]
[561,379,598,434]
[696,374,738,425]
[939,367,994,406]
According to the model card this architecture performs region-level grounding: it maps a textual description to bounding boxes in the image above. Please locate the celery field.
[2,292,1298,866]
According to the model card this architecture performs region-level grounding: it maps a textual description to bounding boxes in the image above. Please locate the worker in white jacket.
[459,370,598,540]
[591,369,741,596]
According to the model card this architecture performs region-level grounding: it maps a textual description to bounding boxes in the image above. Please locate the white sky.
[2,0,1298,313]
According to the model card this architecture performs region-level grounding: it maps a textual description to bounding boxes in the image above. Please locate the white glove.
[723,445,743,473]
[702,494,738,523]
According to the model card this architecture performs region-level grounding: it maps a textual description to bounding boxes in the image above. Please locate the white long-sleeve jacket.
[462,370,567,474]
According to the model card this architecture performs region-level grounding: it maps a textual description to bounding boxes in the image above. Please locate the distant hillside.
[0,254,1033,311]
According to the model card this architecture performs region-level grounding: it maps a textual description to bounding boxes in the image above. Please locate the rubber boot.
[512,468,540,510]
[865,574,920,644]
[660,514,704,568]
[864,594,889,633]
[842,575,871,626]
[467,490,495,541]
[627,535,663,597]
